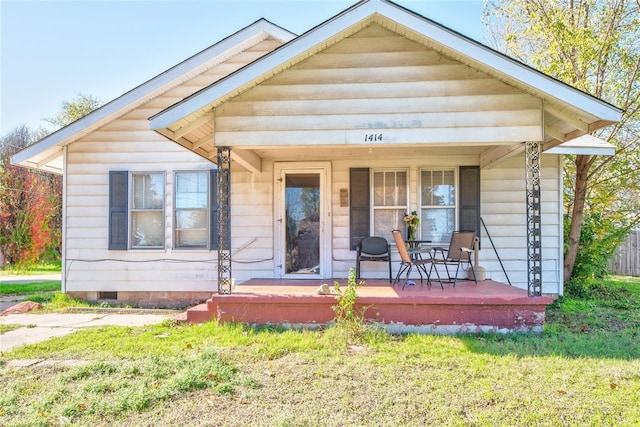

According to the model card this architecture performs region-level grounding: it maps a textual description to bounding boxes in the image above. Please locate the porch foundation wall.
[67,291,213,309]
[195,279,554,333]
[212,297,549,332]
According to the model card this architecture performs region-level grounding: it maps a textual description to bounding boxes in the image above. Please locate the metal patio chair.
[356,236,392,283]
[430,230,477,287]
[391,229,440,289]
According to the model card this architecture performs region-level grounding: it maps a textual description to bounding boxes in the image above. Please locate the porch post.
[525,141,542,296]
[217,146,232,294]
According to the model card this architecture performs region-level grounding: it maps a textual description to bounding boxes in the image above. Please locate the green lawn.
[0,261,62,298]
[1,276,638,426]
[0,261,61,276]
[0,281,61,296]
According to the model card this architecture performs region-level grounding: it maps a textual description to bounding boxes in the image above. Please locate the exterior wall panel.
[62,38,284,299]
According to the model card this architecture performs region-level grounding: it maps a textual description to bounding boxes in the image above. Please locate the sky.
[0,0,486,136]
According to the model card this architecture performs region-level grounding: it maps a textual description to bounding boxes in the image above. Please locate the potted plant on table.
[404,211,419,241]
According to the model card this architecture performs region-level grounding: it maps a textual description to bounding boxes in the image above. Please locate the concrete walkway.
[0,273,62,284]
[0,312,174,353]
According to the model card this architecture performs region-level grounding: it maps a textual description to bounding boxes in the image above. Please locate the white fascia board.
[150,1,378,130]
[377,1,622,123]
[544,135,616,156]
[11,19,295,167]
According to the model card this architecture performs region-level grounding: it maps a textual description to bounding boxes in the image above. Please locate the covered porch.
[186,278,554,333]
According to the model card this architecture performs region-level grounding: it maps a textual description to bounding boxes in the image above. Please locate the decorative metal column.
[525,141,542,296]
[217,146,232,294]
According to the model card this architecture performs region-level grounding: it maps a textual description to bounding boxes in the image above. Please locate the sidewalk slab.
[0,312,173,353]
[1,326,77,352]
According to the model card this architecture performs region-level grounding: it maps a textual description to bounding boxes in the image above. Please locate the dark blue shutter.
[459,166,480,245]
[349,168,370,250]
[109,171,128,250]
[209,169,219,250]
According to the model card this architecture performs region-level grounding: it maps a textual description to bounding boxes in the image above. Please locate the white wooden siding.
[215,24,543,148]
[63,38,284,294]
[66,140,562,294]
[322,154,562,295]
[479,155,562,293]
[62,23,563,296]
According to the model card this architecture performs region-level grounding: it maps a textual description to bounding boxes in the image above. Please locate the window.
[109,170,219,251]
[131,172,165,248]
[349,166,478,251]
[175,171,209,248]
[372,169,408,241]
[420,169,455,245]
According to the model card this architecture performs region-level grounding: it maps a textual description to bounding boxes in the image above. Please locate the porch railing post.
[217,146,232,294]
[525,141,542,296]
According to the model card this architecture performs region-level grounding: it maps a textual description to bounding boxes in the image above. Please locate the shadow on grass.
[459,303,639,360]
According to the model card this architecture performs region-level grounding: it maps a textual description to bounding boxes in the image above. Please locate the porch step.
[185,303,212,324]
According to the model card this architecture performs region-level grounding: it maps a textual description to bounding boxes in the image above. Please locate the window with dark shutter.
[349,168,370,250]
[109,171,128,250]
[209,169,219,250]
[459,166,480,245]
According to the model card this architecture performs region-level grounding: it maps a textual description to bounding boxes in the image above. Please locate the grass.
[0,276,639,426]
[0,324,22,334]
[0,261,61,276]
[0,282,61,296]
[0,262,61,300]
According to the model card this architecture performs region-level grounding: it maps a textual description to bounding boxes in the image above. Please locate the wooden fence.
[608,230,640,277]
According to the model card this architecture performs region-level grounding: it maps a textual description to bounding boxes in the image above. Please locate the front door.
[275,163,331,279]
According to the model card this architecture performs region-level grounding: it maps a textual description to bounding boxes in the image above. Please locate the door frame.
[274,162,332,279]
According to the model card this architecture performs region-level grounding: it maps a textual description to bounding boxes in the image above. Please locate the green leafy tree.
[44,93,102,129]
[484,0,640,281]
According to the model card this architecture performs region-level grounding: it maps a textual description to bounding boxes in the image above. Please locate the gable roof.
[14,0,622,173]
[11,19,296,173]
[150,0,621,145]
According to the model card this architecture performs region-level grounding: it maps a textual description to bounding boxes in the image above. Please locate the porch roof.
[544,134,616,156]
[149,0,622,172]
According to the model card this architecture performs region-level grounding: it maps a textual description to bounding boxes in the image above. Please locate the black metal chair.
[430,230,477,287]
[356,236,392,283]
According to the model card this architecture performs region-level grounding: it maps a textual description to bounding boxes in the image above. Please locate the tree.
[0,126,61,264]
[0,94,102,265]
[44,93,102,128]
[484,0,640,281]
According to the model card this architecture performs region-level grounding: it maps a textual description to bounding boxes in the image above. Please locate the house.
[12,0,620,311]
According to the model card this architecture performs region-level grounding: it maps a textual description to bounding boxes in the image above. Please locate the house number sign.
[364,133,384,142]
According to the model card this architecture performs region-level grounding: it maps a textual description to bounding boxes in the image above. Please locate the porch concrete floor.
[188,279,555,333]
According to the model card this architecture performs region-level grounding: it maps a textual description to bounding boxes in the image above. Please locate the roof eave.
[11,19,296,171]
[151,0,379,130]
